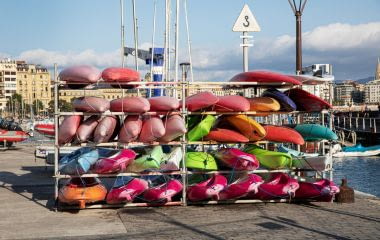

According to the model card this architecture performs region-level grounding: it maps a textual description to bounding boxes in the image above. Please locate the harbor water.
[334,156,380,197]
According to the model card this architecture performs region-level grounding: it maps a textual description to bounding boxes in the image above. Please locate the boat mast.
[132,0,139,71]
[288,0,308,75]
[164,0,170,94]
[184,0,193,82]
[150,0,157,97]
[174,0,180,97]
[120,0,125,67]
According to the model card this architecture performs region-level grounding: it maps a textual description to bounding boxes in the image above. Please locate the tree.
[33,99,44,114]
[48,99,73,113]
[6,93,23,116]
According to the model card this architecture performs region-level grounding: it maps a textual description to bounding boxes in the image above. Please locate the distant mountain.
[335,76,374,84]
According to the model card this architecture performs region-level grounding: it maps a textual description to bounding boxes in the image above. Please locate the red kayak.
[76,115,100,142]
[217,174,263,200]
[143,179,183,203]
[263,125,305,145]
[295,179,340,202]
[230,71,302,86]
[34,123,54,136]
[106,178,149,204]
[118,116,142,143]
[139,117,166,142]
[59,65,101,89]
[58,116,82,145]
[73,96,110,113]
[93,116,119,143]
[0,130,29,142]
[102,67,140,89]
[284,88,332,112]
[249,173,299,200]
[187,175,227,202]
[93,149,137,174]
[181,92,219,111]
[205,128,249,143]
[214,148,259,170]
[160,115,187,142]
[211,95,250,112]
[148,96,180,112]
[110,97,150,113]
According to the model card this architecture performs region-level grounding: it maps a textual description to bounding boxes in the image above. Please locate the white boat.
[332,143,380,157]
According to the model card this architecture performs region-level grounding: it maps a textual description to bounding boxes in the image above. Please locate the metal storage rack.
[53,68,334,210]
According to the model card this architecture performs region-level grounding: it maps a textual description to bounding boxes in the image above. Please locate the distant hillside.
[335,76,374,84]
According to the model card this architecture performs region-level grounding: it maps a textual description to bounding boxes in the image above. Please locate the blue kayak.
[343,143,380,153]
[262,88,296,111]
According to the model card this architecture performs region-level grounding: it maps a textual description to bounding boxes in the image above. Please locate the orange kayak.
[225,115,266,141]
[58,177,107,209]
[248,97,281,112]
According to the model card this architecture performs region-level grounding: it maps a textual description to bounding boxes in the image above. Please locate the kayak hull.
[106,178,149,204]
[148,96,180,111]
[58,116,82,145]
[248,97,281,112]
[73,97,110,113]
[214,148,259,170]
[143,179,183,203]
[263,125,305,145]
[212,95,250,112]
[205,128,249,143]
[244,145,292,169]
[110,97,150,113]
[118,116,142,143]
[217,174,263,200]
[160,115,187,142]
[187,175,228,201]
[139,117,166,142]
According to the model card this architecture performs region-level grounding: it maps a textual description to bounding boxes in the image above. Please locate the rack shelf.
[55,171,184,179]
[59,141,183,148]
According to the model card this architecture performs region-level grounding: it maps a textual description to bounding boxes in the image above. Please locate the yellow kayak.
[226,115,266,141]
[248,97,281,112]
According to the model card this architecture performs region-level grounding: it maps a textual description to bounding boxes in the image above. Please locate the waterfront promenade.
[0,145,379,240]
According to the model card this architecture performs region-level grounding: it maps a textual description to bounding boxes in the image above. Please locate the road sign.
[232,4,261,32]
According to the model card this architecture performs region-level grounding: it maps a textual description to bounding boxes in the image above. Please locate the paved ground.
[0,145,379,240]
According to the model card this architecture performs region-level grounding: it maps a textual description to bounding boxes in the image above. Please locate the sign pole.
[243,31,248,72]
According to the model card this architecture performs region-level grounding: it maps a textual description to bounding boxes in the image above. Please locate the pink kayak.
[59,65,101,88]
[143,179,183,203]
[139,117,166,142]
[93,116,119,143]
[58,115,82,145]
[73,97,110,113]
[295,179,340,202]
[249,173,299,200]
[217,174,263,200]
[118,116,142,143]
[205,128,249,143]
[110,97,150,113]
[214,148,259,170]
[148,96,180,112]
[102,67,140,89]
[76,115,100,142]
[159,115,187,142]
[187,175,227,202]
[181,92,219,111]
[93,149,137,174]
[212,95,250,112]
[106,178,148,204]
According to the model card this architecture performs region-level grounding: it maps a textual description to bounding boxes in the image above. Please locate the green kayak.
[126,146,165,172]
[292,124,338,141]
[244,145,292,169]
[187,115,216,141]
[185,152,218,170]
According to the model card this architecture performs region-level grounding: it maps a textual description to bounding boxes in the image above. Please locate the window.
[24,75,27,78]
[11,72,16,75]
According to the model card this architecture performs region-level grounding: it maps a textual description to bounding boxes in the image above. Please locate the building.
[334,82,355,106]
[0,59,17,111]
[364,58,380,104]
[16,61,51,109]
[301,64,334,103]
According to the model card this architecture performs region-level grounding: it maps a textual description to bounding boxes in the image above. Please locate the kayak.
[290,124,338,141]
[204,128,249,143]
[284,88,332,112]
[58,115,82,145]
[76,115,100,142]
[244,145,292,169]
[277,145,332,171]
[58,177,107,209]
[148,96,180,112]
[143,179,183,203]
[110,97,150,113]
[217,174,263,200]
[102,67,140,89]
[295,179,340,202]
[248,97,281,112]
[186,152,218,170]
[181,92,219,111]
[187,175,227,201]
[263,125,305,145]
[127,146,165,172]
[93,116,119,143]
[187,115,216,141]
[211,95,250,112]
[106,177,149,204]
[73,96,110,113]
[59,65,101,89]
[139,117,166,142]
[225,115,266,141]
[262,88,297,111]
[0,130,29,142]
[229,71,302,86]
[160,115,187,142]
[118,116,142,143]
[93,149,137,174]
[249,173,299,200]
[160,147,183,171]
[213,148,259,170]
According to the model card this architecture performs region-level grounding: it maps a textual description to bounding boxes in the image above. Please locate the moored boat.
[333,143,380,157]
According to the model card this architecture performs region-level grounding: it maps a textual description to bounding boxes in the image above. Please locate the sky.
[0,0,379,81]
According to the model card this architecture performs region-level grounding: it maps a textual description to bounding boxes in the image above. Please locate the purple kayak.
[262,88,296,111]
[73,97,110,113]
[59,65,101,88]
[76,115,100,142]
